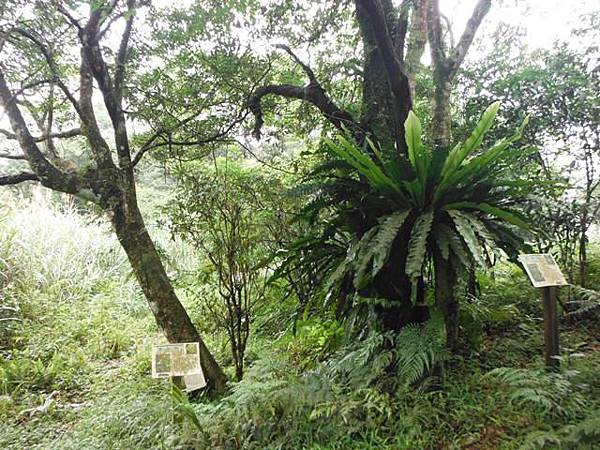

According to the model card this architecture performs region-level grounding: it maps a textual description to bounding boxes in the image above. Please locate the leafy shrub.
[483,367,586,419]
[0,351,86,395]
[519,411,600,449]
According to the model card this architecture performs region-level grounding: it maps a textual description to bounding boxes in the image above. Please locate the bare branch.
[235,139,296,175]
[0,127,82,142]
[248,83,358,139]
[12,78,56,100]
[55,2,83,31]
[0,151,27,160]
[448,0,491,78]
[132,111,246,167]
[0,67,83,194]
[115,0,135,103]
[248,45,359,139]
[440,14,455,49]
[0,171,39,185]
[274,44,319,85]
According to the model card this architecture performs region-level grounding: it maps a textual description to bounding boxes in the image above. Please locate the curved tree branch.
[274,44,319,85]
[0,68,83,194]
[248,46,359,139]
[0,152,27,160]
[0,171,39,185]
[0,127,82,142]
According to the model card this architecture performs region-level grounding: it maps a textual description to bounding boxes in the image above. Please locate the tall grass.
[0,190,161,449]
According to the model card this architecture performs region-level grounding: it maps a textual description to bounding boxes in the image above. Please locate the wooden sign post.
[541,286,560,367]
[518,254,568,368]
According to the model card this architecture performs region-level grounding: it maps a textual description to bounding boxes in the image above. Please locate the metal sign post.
[518,254,568,368]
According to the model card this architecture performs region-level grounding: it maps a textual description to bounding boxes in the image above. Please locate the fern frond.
[484,367,585,419]
[565,411,600,446]
[431,224,452,260]
[394,318,446,385]
[353,227,379,289]
[518,430,562,450]
[568,286,600,316]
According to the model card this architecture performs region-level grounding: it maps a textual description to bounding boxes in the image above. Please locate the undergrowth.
[1,191,600,449]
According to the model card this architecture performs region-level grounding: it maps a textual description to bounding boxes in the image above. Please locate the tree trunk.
[431,77,452,149]
[372,219,429,330]
[112,194,227,392]
[433,249,459,352]
[355,0,409,155]
[578,227,587,288]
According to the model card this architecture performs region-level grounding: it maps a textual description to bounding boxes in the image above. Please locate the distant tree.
[459,20,600,286]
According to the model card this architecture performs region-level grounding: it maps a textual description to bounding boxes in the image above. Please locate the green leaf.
[404,111,430,194]
[445,201,531,234]
[448,210,485,267]
[325,136,410,207]
[442,101,501,180]
[405,111,422,170]
[372,210,411,275]
[353,227,379,289]
[431,224,453,260]
[405,211,433,278]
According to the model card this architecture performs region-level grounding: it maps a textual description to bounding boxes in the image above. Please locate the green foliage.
[167,158,295,378]
[394,317,447,385]
[483,367,586,419]
[321,315,446,388]
[568,285,600,317]
[519,412,600,450]
[1,191,600,450]
[281,103,537,316]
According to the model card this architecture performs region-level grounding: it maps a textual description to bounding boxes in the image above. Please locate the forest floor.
[1,198,599,449]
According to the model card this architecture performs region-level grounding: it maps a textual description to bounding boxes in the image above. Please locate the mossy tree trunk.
[433,249,459,352]
[112,194,226,391]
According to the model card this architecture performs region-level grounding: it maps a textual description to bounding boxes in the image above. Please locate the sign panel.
[151,342,206,391]
[518,254,568,288]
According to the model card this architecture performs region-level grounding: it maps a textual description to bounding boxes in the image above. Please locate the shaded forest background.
[0,0,599,449]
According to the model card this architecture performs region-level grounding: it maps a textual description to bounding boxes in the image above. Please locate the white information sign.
[151,342,206,391]
[518,254,568,288]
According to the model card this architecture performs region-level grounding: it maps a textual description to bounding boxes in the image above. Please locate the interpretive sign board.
[518,254,568,288]
[518,254,567,367]
[151,342,206,391]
